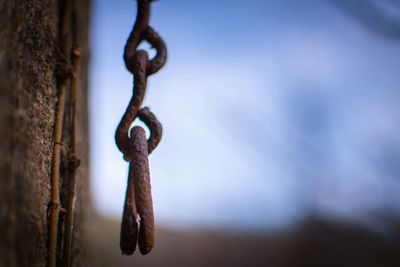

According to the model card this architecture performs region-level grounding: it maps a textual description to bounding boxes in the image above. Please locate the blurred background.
[89,0,400,266]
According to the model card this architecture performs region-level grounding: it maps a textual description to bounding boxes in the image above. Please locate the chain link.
[116,0,166,255]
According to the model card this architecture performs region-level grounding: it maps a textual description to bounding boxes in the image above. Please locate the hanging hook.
[124,0,167,75]
[116,0,166,256]
[115,50,148,159]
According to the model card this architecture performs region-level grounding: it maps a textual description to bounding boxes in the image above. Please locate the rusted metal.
[115,50,148,159]
[143,26,167,75]
[130,127,154,255]
[120,162,139,255]
[116,0,166,255]
[123,0,150,73]
[138,107,162,154]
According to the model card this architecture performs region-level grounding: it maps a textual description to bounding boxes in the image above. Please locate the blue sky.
[90,0,400,230]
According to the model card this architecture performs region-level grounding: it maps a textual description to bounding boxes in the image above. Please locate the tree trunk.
[0,0,90,266]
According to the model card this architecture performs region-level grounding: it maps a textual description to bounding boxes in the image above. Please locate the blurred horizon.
[89,0,400,231]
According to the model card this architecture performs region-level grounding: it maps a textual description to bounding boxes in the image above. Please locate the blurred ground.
[89,215,400,267]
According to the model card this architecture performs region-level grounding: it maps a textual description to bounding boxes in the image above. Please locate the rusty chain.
[115,0,166,255]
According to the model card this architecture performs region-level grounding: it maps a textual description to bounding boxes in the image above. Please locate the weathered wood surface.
[0,1,90,266]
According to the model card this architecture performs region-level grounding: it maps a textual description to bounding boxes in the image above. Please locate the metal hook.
[117,0,166,256]
[120,126,155,255]
[124,0,167,75]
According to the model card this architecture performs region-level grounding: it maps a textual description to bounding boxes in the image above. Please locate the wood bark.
[0,1,90,266]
